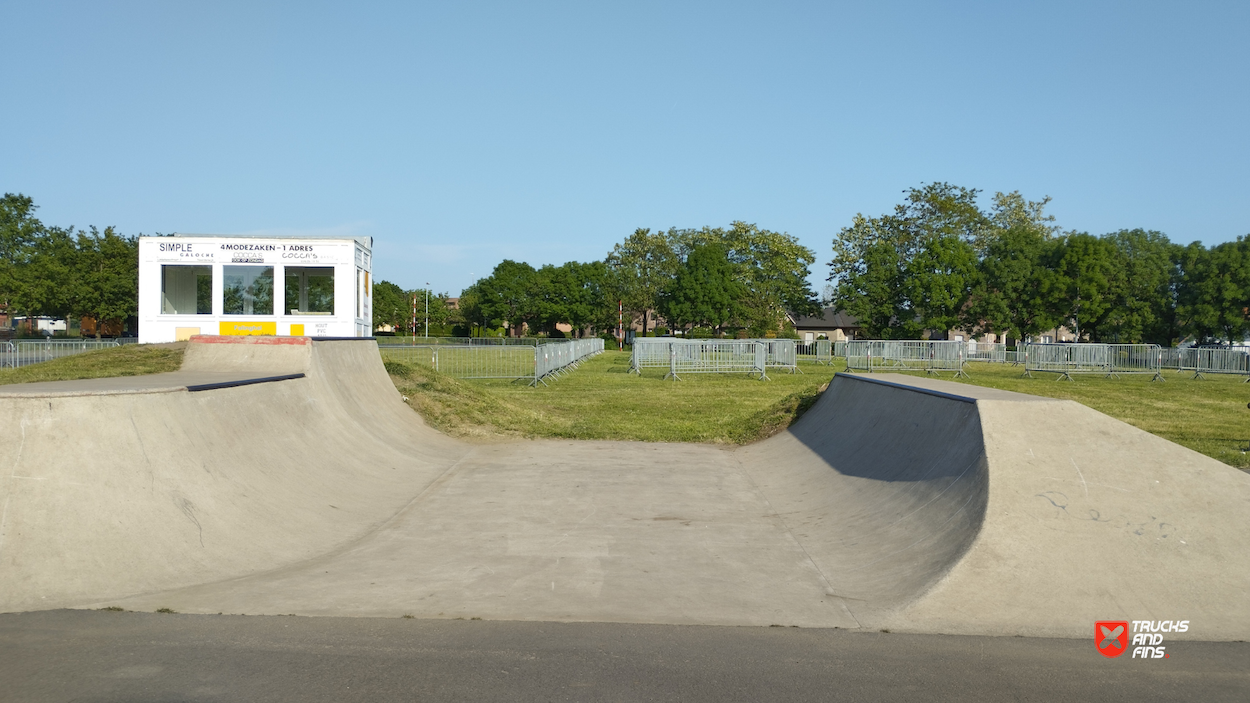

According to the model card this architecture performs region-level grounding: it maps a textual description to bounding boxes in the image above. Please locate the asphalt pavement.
[2,610,1246,703]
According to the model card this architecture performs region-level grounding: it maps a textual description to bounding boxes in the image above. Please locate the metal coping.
[186,373,306,392]
[308,337,377,341]
[833,372,977,404]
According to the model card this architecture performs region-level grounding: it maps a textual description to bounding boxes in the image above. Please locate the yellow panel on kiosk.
[289,323,305,336]
[218,321,277,336]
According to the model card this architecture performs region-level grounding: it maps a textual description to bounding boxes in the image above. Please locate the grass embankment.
[385,351,835,444]
[949,362,1250,470]
[390,350,1250,470]
[0,344,185,386]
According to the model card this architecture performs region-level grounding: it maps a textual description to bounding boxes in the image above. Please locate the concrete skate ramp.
[0,336,468,612]
[2,338,1248,640]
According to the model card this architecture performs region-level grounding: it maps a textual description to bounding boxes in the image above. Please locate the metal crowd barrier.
[844,340,968,377]
[629,339,771,380]
[533,339,605,385]
[629,338,796,377]
[1159,347,1183,370]
[375,336,553,346]
[1,338,130,369]
[1022,343,1163,381]
[379,338,603,386]
[1186,347,1250,381]
[966,342,1007,363]
[797,339,833,365]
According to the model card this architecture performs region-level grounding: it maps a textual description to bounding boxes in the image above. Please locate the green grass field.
[0,344,185,385]
[949,361,1250,469]
[4,344,1246,471]
[387,351,837,445]
[391,350,1250,470]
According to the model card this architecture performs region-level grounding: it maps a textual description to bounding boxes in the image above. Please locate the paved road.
[2,610,1246,702]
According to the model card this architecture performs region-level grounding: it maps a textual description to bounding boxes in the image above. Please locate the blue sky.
[3,1,1247,295]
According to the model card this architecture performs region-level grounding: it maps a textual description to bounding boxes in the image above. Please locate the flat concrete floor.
[104,440,860,628]
[2,610,1246,703]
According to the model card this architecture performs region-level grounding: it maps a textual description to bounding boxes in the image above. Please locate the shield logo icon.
[1096,621,1129,658]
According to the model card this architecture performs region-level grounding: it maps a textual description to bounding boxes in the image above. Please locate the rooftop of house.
[790,306,860,329]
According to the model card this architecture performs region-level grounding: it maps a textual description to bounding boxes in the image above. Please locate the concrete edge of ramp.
[0,373,307,398]
[742,372,1250,640]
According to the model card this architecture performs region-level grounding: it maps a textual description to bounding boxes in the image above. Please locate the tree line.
[439,222,821,339]
[1,193,139,336]
[830,183,1250,345]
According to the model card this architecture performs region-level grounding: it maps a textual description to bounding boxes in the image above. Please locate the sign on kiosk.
[220,321,278,336]
[137,234,373,344]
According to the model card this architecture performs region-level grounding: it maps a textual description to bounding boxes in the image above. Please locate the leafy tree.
[1175,239,1250,343]
[70,226,138,336]
[1097,230,1179,344]
[1041,232,1117,341]
[833,240,913,339]
[372,279,410,333]
[474,260,540,336]
[657,243,745,333]
[830,183,990,289]
[966,225,1056,342]
[0,193,43,319]
[986,191,1061,242]
[905,235,978,334]
[605,228,677,333]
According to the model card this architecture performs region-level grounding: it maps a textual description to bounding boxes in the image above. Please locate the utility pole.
[425,283,430,339]
[411,294,417,346]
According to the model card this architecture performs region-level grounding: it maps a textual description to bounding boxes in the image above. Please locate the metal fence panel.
[380,338,603,385]
[845,340,967,376]
[2,339,125,369]
[796,339,833,365]
[380,345,537,379]
[966,342,1006,363]
[629,339,771,380]
[631,338,791,373]
[375,336,550,347]
[1022,343,1163,380]
[1188,347,1250,380]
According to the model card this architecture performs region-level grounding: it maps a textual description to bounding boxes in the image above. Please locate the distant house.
[789,307,860,341]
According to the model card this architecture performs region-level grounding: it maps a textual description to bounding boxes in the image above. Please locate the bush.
[654,326,669,336]
[691,327,713,339]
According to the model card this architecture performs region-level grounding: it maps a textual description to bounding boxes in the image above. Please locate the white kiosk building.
[138,234,373,344]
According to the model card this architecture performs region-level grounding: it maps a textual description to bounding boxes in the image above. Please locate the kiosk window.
[285,267,335,315]
[223,266,274,315]
[161,265,212,314]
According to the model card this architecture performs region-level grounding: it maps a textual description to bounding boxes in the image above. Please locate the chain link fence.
[844,340,968,377]
[380,338,603,386]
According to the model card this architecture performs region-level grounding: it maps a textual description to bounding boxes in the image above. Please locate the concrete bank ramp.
[1,338,1247,640]
[0,336,468,612]
[739,374,1250,639]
